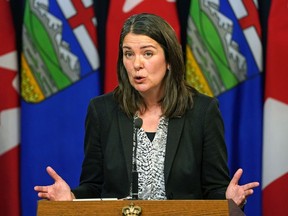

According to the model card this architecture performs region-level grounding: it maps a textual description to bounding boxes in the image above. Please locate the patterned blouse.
[133,116,169,200]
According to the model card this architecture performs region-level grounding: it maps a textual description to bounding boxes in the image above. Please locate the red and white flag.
[262,0,288,215]
[0,1,20,216]
[104,0,180,92]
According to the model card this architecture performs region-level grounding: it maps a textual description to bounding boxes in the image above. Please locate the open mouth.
[134,76,145,82]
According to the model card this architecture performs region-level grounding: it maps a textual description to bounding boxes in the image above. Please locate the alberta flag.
[21,1,101,216]
[186,1,263,215]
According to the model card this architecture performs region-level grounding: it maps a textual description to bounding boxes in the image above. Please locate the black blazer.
[72,91,230,200]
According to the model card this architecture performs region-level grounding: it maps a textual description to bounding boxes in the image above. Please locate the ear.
[167,64,171,71]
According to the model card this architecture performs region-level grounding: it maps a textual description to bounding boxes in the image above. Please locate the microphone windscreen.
[134,117,143,129]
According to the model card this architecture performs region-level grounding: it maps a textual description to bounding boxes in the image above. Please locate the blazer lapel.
[118,111,134,182]
[164,115,185,183]
[117,110,185,185]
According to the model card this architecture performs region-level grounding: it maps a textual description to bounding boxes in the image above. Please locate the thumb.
[230,168,243,185]
[46,166,63,182]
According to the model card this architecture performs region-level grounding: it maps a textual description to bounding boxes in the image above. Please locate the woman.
[35,13,259,207]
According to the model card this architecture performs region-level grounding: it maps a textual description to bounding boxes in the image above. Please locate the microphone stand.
[132,117,143,200]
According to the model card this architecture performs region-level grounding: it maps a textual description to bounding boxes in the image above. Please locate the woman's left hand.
[225,168,260,207]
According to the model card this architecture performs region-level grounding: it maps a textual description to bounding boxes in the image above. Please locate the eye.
[144,51,153,58]
[124,51,134,59]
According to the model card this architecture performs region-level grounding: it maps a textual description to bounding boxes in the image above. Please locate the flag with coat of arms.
[21,1,101,215]
[186,1,263,215]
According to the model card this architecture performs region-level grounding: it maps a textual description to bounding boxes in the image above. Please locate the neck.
[140,86,164,106]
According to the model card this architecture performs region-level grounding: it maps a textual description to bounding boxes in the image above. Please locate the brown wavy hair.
[114,13,194,118]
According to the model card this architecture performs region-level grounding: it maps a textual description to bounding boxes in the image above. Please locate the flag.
[104,0,180,92]
[21,1,101,215]
[262,0,288,215]
[0,1,20,216]
[186,1,263,215]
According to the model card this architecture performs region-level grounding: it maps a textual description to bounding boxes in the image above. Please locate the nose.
[133,55,143,71]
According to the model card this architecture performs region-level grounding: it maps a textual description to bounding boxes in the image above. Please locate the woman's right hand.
[34,166,74,201]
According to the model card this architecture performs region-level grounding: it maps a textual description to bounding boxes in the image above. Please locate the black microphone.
[132,117,143,200]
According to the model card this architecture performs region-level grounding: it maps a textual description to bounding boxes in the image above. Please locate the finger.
[34,185,51,193]
[242,182,260,191]
[230,168,243,185]
[245,189,254,196]
[46,166,63,182]
[34,186,44,192]
[38,192,50,200]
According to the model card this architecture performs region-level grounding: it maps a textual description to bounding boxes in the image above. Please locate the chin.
[133,85,148,93]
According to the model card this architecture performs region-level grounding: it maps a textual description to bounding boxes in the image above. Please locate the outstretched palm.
[226,168,259,207]
[34,166,73,201]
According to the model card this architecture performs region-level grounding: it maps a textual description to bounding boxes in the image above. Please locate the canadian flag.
[262,0,288,215]
[0,1,20,216]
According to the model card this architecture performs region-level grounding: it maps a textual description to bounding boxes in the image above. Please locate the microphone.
[132,117,143,200]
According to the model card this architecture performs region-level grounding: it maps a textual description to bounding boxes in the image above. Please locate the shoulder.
[90,92,114,103]
[184,90,222,126]
[180,90,225,142]
[85,92,122,129]
[85,92,120,122]
[191,90,219,111]
[89,92,118,110]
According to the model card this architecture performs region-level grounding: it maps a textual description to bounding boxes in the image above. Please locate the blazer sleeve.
[201,97,230,199]
[72,93,116,198]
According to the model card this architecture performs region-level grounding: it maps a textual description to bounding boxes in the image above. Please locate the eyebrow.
[122,45,157,49]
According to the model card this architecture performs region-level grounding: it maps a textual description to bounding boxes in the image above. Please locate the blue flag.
[21,1,101,215]
[186,1,263,215]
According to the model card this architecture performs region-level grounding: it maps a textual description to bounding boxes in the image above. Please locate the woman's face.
[122,33,169,97]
